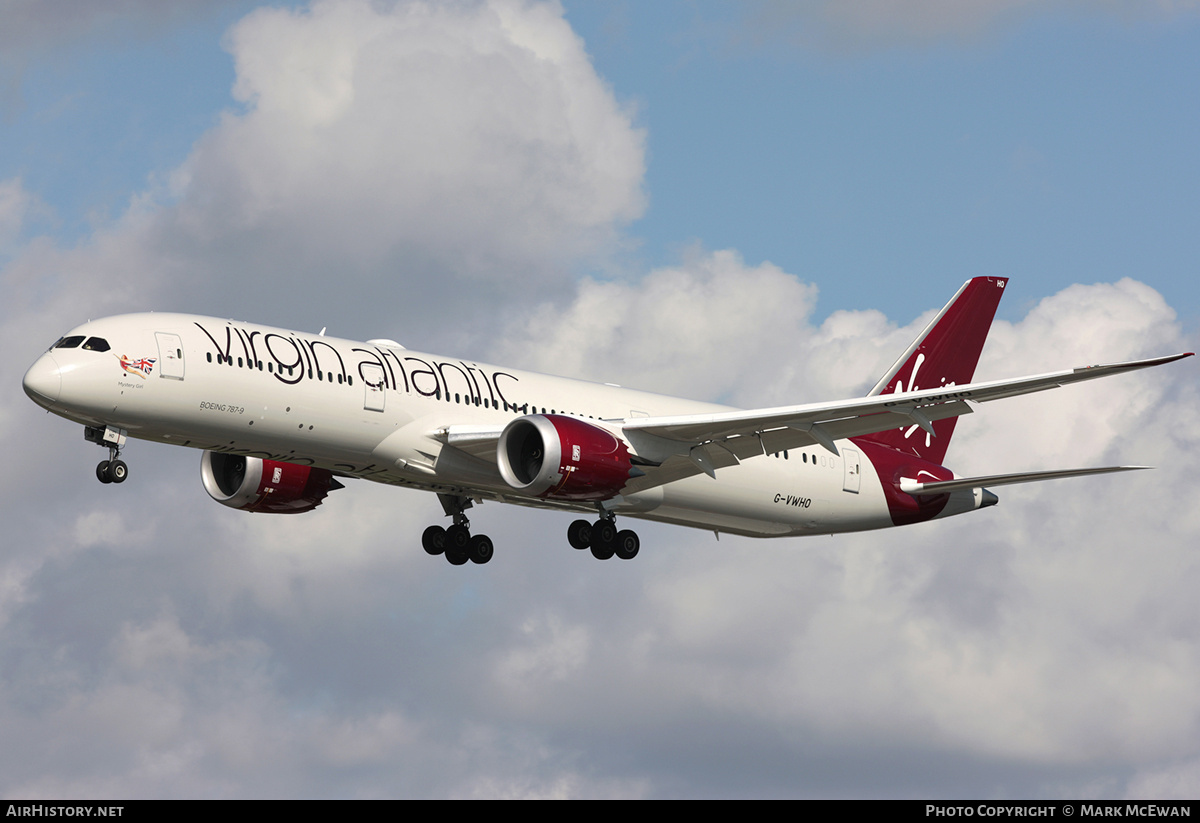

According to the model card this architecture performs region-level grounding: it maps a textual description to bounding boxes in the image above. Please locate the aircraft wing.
[432,352,1190,496]
[614,352,1192,491]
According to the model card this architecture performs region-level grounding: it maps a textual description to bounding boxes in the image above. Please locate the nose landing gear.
[96,458,128,484]
[86,425,129,484]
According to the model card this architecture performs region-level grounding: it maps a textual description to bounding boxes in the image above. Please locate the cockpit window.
[53,336,85,350]
[82,337,111,352]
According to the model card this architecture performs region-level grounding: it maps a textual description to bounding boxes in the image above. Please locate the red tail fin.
[859,276,1008,465]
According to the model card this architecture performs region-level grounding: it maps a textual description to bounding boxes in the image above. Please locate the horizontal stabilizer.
[899,465,1150,495]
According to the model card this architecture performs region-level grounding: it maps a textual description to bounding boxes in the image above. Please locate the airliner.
[21,277,1192,565]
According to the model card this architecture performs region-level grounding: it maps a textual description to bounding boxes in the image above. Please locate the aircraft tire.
[591,520,616,548]
[590,520,617,560]
[446,524,471,551]
[96,461,113,484]
[590,542,615,560]
[109,459,128,483]
[567,519,591,550]
[445,547,470,566]
[614,530,640,560]
[469,534,494,564]
[422,525,447,556]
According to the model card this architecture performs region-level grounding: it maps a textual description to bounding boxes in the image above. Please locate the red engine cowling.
[201,451,344,514]
[497,414,635,501]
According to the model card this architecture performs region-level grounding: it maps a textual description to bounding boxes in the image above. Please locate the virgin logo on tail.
[890,353,958,447]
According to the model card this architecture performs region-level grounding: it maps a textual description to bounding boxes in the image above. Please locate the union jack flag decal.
[118,355,156,378]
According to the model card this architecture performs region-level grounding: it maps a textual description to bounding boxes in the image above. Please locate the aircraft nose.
[23,352,62,408]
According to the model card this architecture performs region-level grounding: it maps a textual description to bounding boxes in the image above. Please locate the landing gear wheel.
[422,525,447,556]
[445,524,471,551]
[614,530,640,560]
[567,519,592,550]
[108,459,128,484]
[590,519,617,560]
[96,461,113,484]
[590,542,615,560]
[444,524,471,565]
[469,534,494,565]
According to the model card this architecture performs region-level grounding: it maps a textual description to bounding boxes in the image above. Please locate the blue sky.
[2,0,1200,799]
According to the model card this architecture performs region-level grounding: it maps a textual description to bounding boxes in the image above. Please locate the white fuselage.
[23,313,984,537]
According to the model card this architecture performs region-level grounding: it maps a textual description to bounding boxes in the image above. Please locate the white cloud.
[162,0,645,322]
[497,248,822,403]
[0,0,646,353]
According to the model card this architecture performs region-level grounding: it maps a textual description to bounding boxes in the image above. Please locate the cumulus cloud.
[0,0,645,355]
[496,247,941,408]
[159,0,645,333]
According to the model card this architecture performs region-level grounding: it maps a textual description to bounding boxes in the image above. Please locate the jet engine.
[497,414,637,501]
[201,451,343,513]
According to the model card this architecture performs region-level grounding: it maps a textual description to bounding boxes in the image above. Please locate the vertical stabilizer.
[859,276,1007,465]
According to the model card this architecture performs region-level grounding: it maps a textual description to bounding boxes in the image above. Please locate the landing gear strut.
[422,493,493,565]
[567,506,640,560]
[86,425,128,485]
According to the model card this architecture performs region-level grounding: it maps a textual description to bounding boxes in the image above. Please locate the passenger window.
[53,336,85,350]
[82,337,110,352]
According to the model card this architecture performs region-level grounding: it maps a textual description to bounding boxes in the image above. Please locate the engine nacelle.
[201,452,343,514]
[497,414,636,501]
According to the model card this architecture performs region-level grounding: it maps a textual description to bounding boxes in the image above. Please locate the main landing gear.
[85,425,128,485]
[567,510,640,560]
[422,494,493,565]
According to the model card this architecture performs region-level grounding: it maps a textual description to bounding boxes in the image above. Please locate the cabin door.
[361,364,385,412]
[155,332,185,380]
[842,447,861,493]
